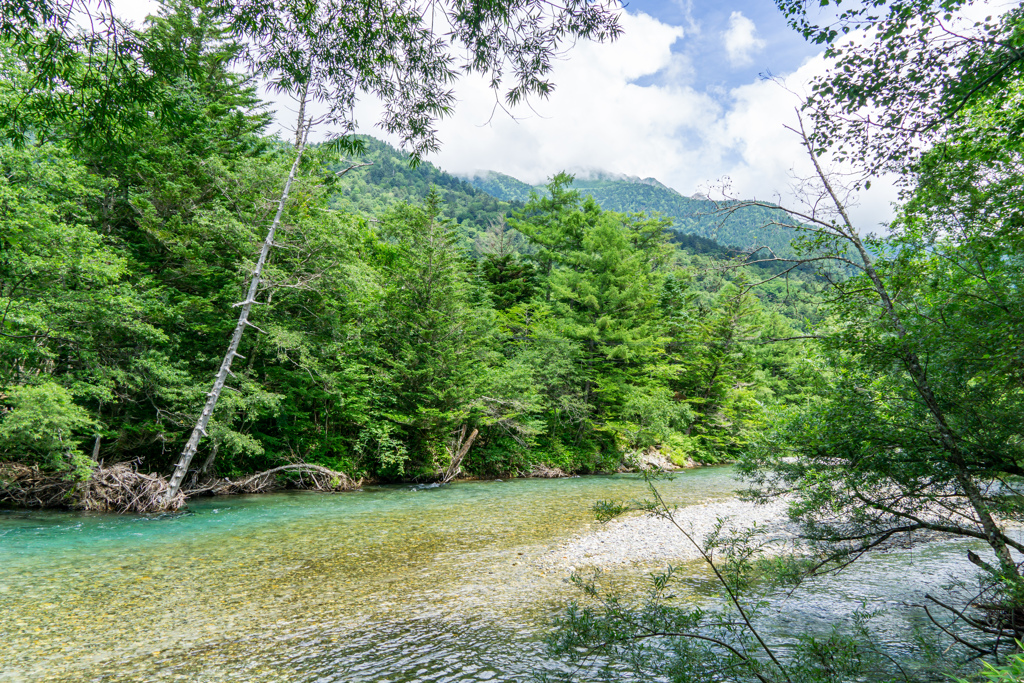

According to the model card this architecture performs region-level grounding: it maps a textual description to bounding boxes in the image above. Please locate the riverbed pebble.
[538,498,795,570]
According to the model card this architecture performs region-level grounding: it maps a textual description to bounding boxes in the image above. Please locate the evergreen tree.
[365,190,488,477]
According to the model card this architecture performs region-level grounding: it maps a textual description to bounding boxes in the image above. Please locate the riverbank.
[537,497,795,571]
[536,492,979,573]
[0,452,703,513]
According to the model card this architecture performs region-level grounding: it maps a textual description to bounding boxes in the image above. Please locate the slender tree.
[165,99,312,500]
[737,112,1024,651]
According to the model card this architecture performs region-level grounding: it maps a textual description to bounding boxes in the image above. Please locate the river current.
[0,470,743,682]
[0,468,988,681]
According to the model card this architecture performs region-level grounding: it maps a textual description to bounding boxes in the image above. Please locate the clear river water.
[0,468,987,682]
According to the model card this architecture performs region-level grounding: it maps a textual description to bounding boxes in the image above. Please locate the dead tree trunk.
[188,439,220,489]
[442,425,479,483]
[164,109,311,504]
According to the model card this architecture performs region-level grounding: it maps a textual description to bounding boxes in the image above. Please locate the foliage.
[546,3,1024,678]
[0,383,97,479]
[465,170,535,203]
[326,136,519,247]
[479,253,538,310]
[737,28,1024,667]
[961,648,1024,682]
[775,0,1024,175]
[363,190,487,476]
[1,0,622,158]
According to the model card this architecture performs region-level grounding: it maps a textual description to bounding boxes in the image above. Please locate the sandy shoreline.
[538,497,795,570]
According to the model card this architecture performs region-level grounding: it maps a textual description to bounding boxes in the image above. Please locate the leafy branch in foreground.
[542,477,935,683]
[775,0,1024,175]
[725,100,1024,656]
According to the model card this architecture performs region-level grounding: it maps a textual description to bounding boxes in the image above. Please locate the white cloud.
[722,12,766,68]
[406,10,896,230]
[669,0,702,35]
[710,56,899,230]
[113,0,158,25]
[406,11,708,186]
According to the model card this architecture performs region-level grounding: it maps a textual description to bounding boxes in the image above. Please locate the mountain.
[463,170,535,204]
[327,137,520,247]
[323,139,819,327]
[463,170,796,255]
[327,137,797,258]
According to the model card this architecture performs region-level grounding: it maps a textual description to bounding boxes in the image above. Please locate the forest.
[1,0,1023,680]
[0,0,821,501]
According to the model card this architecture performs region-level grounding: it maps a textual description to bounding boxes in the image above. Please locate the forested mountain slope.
[328,137,520,247]
[466,169,797,254]
[328,137,821,324]
[330,137,799,257]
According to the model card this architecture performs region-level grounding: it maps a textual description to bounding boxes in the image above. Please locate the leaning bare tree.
[165,96,313,500]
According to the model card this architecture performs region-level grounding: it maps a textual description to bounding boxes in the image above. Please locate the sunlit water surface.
[0,469,988,681]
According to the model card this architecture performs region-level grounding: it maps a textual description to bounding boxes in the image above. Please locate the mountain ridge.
[461,169,796,255]
[328,136,796,256]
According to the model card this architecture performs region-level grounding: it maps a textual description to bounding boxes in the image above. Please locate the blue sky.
[631,0,822,92]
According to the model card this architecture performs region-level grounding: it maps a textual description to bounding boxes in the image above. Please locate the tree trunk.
[188,439,220,489]
[442,426,479,484]
[797,118,1022,583]
[164,106,310,505]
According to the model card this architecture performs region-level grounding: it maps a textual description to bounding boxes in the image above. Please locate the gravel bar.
[538,497,794,570]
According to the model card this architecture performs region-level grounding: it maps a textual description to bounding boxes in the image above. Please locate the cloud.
[404,9,895,230]
[710,56,900,230]
[112,0,159,25]
[722,12,766,68]
[669,0,702,35]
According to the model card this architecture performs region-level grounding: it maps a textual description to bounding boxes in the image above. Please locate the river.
[0,468,989,682]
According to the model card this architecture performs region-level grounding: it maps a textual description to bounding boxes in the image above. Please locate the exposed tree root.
[0,462,185,513]
[183,463,359,497]
[1,462,357,513]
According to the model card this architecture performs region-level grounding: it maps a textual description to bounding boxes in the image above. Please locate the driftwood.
[0,462,185,513]
[1,461,356,512]
[527,463,568,478]
[619,448,680,473]
[183,463,358,496]
[441,426,480,484]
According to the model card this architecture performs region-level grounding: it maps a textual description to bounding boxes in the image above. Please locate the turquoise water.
[0,470,738,682]
[0,468,994,681]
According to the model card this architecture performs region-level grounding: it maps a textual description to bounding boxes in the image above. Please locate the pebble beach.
[540,497,795,570]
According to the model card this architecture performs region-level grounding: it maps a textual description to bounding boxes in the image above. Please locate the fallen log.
[183,463,358,496]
